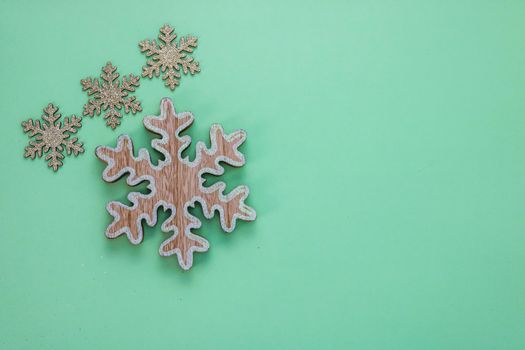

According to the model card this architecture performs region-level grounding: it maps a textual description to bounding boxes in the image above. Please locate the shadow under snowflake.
[81,62,142,129]
[22,103,84,171]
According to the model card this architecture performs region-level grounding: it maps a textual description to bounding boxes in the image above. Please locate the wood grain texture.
[96,98,256,270]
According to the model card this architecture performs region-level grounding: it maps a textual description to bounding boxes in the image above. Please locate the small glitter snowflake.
[81,62,142,129]
[22,103,84,171]
[96,98,256,270]
[139,24,200,90]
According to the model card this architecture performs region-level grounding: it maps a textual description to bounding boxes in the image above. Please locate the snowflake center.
[42,126,65,148]
[101,86,123,106]
[159,45,181,66]
[155,163,194,205]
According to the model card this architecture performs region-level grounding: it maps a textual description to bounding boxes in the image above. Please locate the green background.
[1,0,524,348]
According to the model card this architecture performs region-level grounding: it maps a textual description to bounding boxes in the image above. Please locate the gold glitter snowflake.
[139,24,200,90]
[81,62,142,129]
[22,103,84,172]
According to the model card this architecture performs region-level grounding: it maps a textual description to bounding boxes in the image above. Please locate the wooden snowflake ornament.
[139,24,200,90]
[95,98,256,270]
[22,103,84,171]
[81,62,142,129]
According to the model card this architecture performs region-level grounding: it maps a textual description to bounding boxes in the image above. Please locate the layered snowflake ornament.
[95,98,256,270]
[139,24,200,90]
[81,62,142,129]
[22,103,84,171]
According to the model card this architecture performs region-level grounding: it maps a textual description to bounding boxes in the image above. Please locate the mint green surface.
[1,0,525,348]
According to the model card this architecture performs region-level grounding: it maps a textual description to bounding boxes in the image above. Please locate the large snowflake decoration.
[139,24,200,90]
[95,98,256,270]
[22,103,84,171]
[81,62,142,129]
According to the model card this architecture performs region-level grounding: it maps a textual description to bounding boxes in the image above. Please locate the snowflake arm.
[22,119,43,137]
[178,35,198,53]
[80,78,101,96]
[45,149,65,171]
[24,140,45,159]
[100,63,119,84]
[198,184,256,232]
[163,69,181,90]
[141,59,161,78]
[158,24,177,44]
[177,36,200,75]
[83,98,102,117]
[194,125,246,173]
[22,120,45,159]
[105,110,122,129]
[191,125,256,231]
[123,96,141,114]
[41,103,61,125]
[143,98,193,160]
[96,136,164,244]
[180,55,199,75]
[159,207,209,270]
[80,78,103,117]
[96,135,159,184]
[139,37,163,79]
[105,194,160,244]
[121,74,140,92]
[63,137,83,156]
[121,73,142,115]
[61,115,82,133]
[139,39,161,57]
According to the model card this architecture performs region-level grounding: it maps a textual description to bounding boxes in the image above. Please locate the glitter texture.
[22,103,84,171]
[139,24,200,90]
[81,62,142,129]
